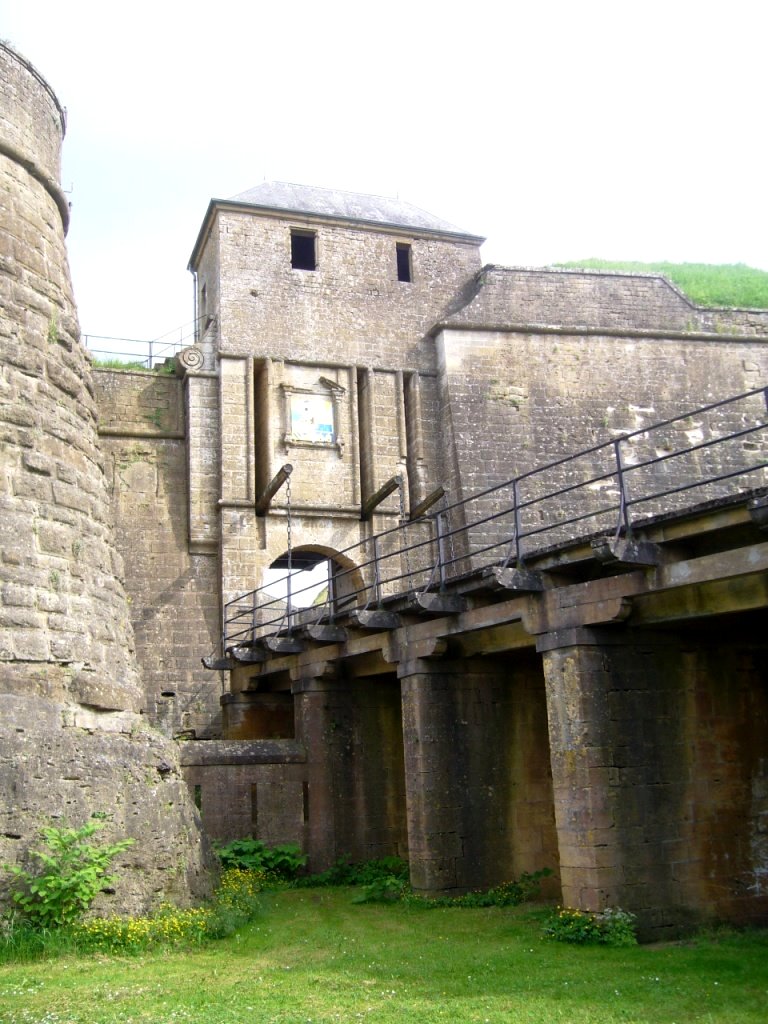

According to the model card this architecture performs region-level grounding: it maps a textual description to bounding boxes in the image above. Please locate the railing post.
[501,478,523,569]
[325,559,335,624]
[512,478,523,567]
[435,512,448,590]
[614,437,632,537]
[371,535,382,607]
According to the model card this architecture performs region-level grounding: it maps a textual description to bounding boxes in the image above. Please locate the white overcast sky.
[2,0,766,354]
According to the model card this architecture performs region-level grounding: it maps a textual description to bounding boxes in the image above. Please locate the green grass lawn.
[1,889,766,1023]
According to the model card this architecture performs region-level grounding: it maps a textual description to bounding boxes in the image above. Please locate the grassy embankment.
[557,260,768,310]
[1,888,767,1024]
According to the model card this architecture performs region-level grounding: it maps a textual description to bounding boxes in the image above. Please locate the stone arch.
[266,543,365,618]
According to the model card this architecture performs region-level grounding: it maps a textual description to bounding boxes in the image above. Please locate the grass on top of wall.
[1,887,767,1024]
[556,260,768,310]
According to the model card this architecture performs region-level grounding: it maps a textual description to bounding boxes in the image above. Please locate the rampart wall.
[93,369,223,737]
[434,271,768,565]
[446,266,768,335]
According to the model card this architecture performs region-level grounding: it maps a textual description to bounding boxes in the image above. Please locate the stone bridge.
[186,388,768,939]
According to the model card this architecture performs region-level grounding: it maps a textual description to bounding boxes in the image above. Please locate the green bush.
[214,838,307,880]
[5,817,134,929]
[351,873,408,904]
[402,869,552,909]
[297,859,548,909]
[295,855,409,889]
[543,905,638,946]
[1,867,267,960]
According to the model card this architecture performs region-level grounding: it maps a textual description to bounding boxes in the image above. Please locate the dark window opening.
[193,784,202,811]
[396,242,412,282]
[291,230,316,270]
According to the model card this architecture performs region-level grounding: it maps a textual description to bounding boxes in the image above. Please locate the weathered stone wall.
[180,739,307,845]
[435,323,768,564]
[185,199,481,643]
[0,44,69,234]
[94,369,223,738]
[445,266,768,336]
[400,656,559,894]
[202,207,482,371]
[540,625,768,937]
[437,267,768,540]
[681,640,768,927]
[0,42,211,911]
[294,670,409,871]
[213,351,426,630]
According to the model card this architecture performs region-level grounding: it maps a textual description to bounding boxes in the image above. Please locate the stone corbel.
[523,591,634,635]
[748,494,768,530]
[385,636,449,674]
[289,658,342,691]
[591,536,666,567]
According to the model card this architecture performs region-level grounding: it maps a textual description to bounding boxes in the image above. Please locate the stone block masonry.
[169,180,768,936]
[0,41,212,913]
[94,369,223,739]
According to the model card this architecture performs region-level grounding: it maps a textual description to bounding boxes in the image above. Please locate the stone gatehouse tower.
[189,182,485,636]
[96,184,485,738]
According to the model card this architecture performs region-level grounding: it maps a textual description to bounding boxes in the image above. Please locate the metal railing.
[221,386,768,653]
[84,317,206,369]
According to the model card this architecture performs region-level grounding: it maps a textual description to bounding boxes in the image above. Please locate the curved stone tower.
[0,43,212,912]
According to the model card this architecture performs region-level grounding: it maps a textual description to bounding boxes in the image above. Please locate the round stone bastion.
[0,41,213,915]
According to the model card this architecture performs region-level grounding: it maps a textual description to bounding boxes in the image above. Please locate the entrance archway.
[264,545,365,622]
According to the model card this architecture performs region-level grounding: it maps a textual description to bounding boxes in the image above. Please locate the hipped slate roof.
[227,181,484,241]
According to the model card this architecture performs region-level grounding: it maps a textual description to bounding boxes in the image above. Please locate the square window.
[291,229,316,270]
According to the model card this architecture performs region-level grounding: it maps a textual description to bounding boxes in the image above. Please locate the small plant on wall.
[5,815,134,929]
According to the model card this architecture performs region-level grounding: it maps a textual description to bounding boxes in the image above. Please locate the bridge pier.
[294,661,408,872]
[538,624,768,937]
[398,654,558,895]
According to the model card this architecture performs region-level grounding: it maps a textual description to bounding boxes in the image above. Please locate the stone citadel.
[2,43,768,935]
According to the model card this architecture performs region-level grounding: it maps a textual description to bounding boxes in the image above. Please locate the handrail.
[84,315,210,368]
[218,385,768,654]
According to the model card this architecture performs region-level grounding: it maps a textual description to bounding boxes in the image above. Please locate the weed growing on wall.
[5,816,134,929]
